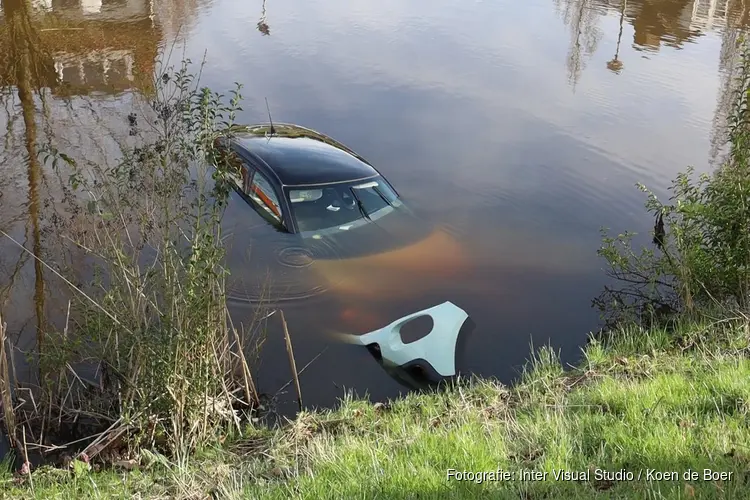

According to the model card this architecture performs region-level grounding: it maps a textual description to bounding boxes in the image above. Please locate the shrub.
[596,41,750,326]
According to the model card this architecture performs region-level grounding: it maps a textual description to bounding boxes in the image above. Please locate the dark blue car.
[217,123,405,238]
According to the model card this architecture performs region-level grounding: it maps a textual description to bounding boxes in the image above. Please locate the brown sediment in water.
[310,229,469,300]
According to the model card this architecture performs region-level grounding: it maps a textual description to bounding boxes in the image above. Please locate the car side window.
[247,171,282,222]
[241,163,254,194]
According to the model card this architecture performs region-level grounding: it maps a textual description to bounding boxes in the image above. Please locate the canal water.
[1,0,746,418]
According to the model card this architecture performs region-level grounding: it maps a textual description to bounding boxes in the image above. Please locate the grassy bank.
[2,315,749,499]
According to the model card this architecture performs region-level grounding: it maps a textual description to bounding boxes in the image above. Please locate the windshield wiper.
[349,187,371,221]
[372,186,393,207]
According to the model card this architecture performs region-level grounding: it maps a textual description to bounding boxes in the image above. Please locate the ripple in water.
[226,284,331,305]
[225,240,345,305]
[277,246,314,268]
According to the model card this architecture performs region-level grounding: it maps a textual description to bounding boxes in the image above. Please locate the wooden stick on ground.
[279,310,303,411]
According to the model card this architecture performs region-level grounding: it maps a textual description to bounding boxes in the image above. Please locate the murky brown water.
[1,0,748,417]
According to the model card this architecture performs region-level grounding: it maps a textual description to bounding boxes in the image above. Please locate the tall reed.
[1,59,261,462]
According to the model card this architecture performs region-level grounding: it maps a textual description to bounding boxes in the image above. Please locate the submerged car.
[216,123,469,329]
[218,123,409,238]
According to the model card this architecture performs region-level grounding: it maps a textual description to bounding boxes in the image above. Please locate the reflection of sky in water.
[179,0,724,270]
[186,0,718,184]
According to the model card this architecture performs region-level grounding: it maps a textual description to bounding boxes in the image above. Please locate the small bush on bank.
[596,42,750,327]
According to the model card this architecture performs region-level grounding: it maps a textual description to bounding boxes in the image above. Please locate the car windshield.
[288,176,401,234]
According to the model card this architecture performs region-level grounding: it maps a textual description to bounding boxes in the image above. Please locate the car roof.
[232,124,379,186]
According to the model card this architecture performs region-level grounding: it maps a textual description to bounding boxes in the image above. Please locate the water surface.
[1,0,747,416]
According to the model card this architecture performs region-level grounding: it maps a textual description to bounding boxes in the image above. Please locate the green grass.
[3,317,750,499]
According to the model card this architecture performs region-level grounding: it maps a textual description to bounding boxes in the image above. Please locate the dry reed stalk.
[279,310,303,411]
[0,312,19,453]
[237,338,259,407]
[22,426,33,492]
[229,312,259,408]
[53,301,72,430]
[79,416,128,459]
[8,329,17,395]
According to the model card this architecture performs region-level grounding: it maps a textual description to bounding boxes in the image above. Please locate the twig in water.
[279,310,303,411]
[276,347,329,396]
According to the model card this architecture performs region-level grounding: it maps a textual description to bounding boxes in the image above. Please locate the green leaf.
[71,459,90,477]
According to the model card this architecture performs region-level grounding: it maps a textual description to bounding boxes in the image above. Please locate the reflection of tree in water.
[554,0,603,88]
[1,0,58,350]
[258,0,270,36]
[607,0,627,73]
[552,0,750,156]
[0,0,57,89]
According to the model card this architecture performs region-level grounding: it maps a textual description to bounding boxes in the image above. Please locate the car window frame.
[248,169,283,219]
[239,160,254,194]
[231,145,292,231]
